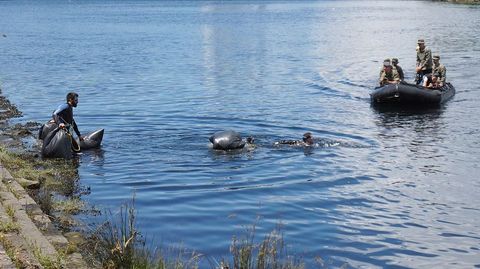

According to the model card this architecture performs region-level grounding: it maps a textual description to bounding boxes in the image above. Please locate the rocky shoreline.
[0,89,307,268]
[0,88,91,268]
[436,0,480,3]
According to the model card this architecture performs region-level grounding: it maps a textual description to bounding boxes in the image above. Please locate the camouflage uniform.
[395,65,404,81]
[391,58,404,81]
[415,40,433,84]
[416,47,433,72]
[379,68,400,86]
[433,62,446,84]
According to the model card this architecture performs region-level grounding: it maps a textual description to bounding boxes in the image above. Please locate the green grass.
[85,196,201,269]
[0,146,308,269]
[0,145,82,216]
[31,243,65,269]
[228,223,304,269]
[0,146,78,192]
[53,197,85,215]
[0,234,23,268]
[83,196,305,269]
[0,220,19,233]
[5,204,15,219]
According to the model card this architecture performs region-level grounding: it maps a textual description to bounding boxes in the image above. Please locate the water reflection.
[2,1,480,267]
[208,147,256,161]
[372,106,448,175]
[80,148,105,167]
[372,106,444,132]
[200,3,268,101]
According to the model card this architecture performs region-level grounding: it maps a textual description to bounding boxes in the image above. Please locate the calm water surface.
[1,1,480,268]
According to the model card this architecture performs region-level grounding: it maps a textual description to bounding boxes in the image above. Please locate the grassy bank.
[0,145,83,216]
[0,145,310,268]
[434,0,480,3]
[0,88,311,268]
[85,197,306,269]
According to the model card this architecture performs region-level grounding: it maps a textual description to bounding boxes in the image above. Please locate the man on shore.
[379,59,400,86]
[53,92,83,141]
[415,39,433,84]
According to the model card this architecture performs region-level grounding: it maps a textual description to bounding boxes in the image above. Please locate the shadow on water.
[80,148,105,167]
[208,145,256,161]
[371,103,450,175]
[371,104,446,129]
[371,102,448,143]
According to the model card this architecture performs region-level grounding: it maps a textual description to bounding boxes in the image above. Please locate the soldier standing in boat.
[432,55,446,87]
[379,59,400,86]
[415,39,433,84]
[391,58,404,81]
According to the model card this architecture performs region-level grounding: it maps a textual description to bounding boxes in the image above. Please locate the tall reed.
[85,196,200,269]
[228,223,304,269]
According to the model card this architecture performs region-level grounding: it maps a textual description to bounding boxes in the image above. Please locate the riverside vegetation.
[0,145,307,269]
[0,91,310,268]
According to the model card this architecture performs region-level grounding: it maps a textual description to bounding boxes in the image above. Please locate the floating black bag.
[41,127,72,159]
[38,120,58,140]
[209,130,246,150]
[77,129,104,150]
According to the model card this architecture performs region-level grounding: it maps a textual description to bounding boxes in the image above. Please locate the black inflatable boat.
[370,82,455,106]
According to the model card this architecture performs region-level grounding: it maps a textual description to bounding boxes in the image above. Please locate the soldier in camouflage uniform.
[423,72,441,89]
[415,39,432,84]
[379,59,400,86]
[391,58,404,81]
[432,55,446,87]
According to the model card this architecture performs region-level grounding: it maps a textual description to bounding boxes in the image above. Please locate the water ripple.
[2,1,480,268]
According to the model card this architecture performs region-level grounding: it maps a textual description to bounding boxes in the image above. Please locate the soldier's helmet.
[383,59,391,67]
[391,58,399,64]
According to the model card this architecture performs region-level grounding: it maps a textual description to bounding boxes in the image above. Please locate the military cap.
[417,39,425,44]
[433,55,440,60]
[383,59,391,67]
[391,58,399,64]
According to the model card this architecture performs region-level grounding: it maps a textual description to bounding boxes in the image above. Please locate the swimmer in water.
[274,132,314,147]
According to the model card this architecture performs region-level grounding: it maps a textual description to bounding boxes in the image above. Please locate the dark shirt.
[53,103,81,137]
[395,65,405,81]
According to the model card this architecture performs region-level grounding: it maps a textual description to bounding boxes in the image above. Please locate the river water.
[1,1,480,268]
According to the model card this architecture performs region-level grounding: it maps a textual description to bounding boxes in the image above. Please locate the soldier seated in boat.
[379,59,400,86]
[391,58,404,81]
[424,72,442,89]
[432,55,446,87]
